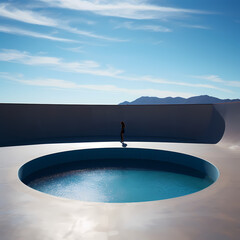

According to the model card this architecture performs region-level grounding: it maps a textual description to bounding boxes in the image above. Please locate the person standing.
[120,121,125,143]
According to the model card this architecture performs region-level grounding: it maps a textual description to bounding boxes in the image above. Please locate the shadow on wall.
[121,105,225,144]
[0,104,225,147]
[198,106,225,144]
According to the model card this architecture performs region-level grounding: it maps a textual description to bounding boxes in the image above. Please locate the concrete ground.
[1,140,240,240]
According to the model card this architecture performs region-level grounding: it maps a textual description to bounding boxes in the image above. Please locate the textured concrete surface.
[0,102,240,240]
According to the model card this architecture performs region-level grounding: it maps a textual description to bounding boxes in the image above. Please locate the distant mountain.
[119,95,240,105]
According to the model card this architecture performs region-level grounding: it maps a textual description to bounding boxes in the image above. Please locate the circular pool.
[18,148,219,203]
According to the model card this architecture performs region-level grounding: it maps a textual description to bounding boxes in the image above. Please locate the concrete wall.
[214,102,240,147]
[0,103,228,147]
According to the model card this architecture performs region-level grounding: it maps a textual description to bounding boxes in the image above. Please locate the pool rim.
[18,147,220,203]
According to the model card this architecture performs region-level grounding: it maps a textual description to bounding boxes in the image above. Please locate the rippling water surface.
[28,168,213,202]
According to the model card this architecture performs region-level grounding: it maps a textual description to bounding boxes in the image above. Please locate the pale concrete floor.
[0,141,240,240]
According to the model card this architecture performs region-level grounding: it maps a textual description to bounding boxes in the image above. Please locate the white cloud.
[0,49,61,65]
[40,0,209,20]
[192,75,224,83]
[19,78,80,89]
[60,25,127,42]
[226,81,240,87]
[116,22,171,32]
[0,25,77,42]
[179,24,210,30]
[0,3,125,42]
[60,46,84,53]
[0,73,193,98]
[192,74,240,88]
[0,49,232,93]
[0,3,57,26]
[120,88,193,98]
[118,75,231,93]
[0,49,123,77]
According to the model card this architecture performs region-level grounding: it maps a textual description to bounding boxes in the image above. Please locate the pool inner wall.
[19,148,219,186]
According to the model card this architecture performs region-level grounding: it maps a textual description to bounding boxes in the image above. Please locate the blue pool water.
[28,167,213,202]
[20,148,219,203]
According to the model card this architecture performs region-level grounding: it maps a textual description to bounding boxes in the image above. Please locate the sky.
[0,0,240,104]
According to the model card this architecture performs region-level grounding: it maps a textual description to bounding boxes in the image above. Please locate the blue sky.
[0,0,240,104]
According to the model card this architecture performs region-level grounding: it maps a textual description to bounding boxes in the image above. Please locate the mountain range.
[119,95,240,105]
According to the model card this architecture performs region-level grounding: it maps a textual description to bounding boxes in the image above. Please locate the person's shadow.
[122,142,127,148]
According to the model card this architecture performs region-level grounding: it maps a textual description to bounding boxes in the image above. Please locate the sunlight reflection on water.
[29,168,213,202]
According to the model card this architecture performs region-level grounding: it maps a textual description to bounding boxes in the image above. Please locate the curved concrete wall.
[0,103,230,147]
[214,102,240,147]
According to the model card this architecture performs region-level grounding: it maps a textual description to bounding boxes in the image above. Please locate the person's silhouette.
[120,121,125,143]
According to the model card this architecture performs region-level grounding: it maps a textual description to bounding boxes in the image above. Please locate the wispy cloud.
[0,72,193,98]
[118,75,231,93]
[193,75,224,83]
[192,74,240,88]
[179,24,210,30]
[60,25,127,42]
[0,49,232,93]
[40,0,210,20]
[0,3,125,42]
[0,3,57,26]
[0,25,77,42]
[116,21,171,32]
[226,81,240,87]
[0,49,61,65]
[0,49,123,77]
[60,46,84,53]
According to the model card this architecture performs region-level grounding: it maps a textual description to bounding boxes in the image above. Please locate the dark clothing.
[121,122,125,133]
[121,122,125,143]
